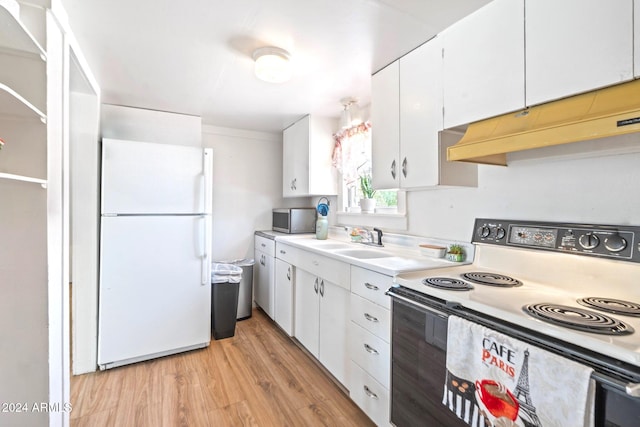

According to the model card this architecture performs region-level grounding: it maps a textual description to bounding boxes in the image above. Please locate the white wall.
[101,104,202,147]
[70,91,100,375]
[202,125,304,261]
[407,137,640,241]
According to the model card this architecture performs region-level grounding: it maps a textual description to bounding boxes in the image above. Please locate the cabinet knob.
[364,343,379,355]
[364,313,379,323]
[364,282,379,291]
[364,385,379,400]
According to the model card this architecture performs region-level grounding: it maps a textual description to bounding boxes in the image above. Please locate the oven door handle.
[626,382,640,397]
[592,371,640,398]
[387,292,450,318]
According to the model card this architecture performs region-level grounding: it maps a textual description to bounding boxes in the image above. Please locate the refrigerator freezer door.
[98,215,211,368]
[102,139,206,214]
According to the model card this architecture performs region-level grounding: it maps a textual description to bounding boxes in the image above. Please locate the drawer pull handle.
[312,260,319,266]
[364,385,378,399]
[314,278,319,294]
[320,279,325,297]
[364,313,379,323]
[280,250,286,254]
[286,267,291,281]
[261,243,266,247]
[364,282,379,291]
[364,343,379,355]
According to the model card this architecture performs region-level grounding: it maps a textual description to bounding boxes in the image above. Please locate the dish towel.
[444,316,595,427]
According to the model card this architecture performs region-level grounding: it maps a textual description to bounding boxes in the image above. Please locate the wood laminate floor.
[70,309,375,426]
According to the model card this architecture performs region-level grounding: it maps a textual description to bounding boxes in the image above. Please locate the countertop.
[255,229,471,276]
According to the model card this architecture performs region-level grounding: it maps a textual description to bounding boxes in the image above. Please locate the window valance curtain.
[331,121,372,185]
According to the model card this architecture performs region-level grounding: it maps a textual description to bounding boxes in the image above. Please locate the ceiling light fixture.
[340,97,358,129]
[252,46,292,83]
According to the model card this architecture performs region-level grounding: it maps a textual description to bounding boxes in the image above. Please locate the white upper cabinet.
[372,38,477,190]
[371,61,400,190]
[441,0,525,129]
[282,115,337,198]
[526,0,634,106]
[399,38,442,188]
[399,37,474,188]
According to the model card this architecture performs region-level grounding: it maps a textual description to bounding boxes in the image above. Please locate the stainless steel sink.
[334,248,394,259]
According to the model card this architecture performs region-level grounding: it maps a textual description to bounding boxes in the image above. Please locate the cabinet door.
[254,249,274,319]
[274,258,294,336]
[526,0,633,106]
[294,268,319,357]
[318,278,350,387]
[442,0,525,128]
[282,116,310,197]
[399,37,442,188]
[371,62,400,190]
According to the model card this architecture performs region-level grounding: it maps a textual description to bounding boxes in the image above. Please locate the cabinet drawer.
[254,235,275,256]
[275,242,299,265]
[349,322,390,389]
[350,293,390,343]
[351,266,392,309]
[349,361,390,427]
[297,250,349,290]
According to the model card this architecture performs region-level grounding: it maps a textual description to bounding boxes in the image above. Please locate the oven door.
[389,287,640,427]
[391,295,466,426]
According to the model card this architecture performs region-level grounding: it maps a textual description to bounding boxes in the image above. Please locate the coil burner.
[523,303,634,335]
[461,272,523,287]
[577,297,640,317]
[422,277,473,291]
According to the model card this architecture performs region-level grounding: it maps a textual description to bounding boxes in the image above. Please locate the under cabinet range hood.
[447,79,640,166]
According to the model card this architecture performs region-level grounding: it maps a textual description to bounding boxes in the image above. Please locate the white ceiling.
[60,0,490,133]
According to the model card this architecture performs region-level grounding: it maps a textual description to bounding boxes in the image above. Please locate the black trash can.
[211,263,242,339]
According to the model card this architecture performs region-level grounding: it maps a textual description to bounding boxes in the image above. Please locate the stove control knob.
[495,227,506,240]
[478,226,491,238]
[604,234,627,253]
[578,233,599,250]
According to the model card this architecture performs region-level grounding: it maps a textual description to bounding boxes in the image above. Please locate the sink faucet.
[373,227,384,246]
[361,228,384,247]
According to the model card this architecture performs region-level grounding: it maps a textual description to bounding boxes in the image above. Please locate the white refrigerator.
[98,138,213,370]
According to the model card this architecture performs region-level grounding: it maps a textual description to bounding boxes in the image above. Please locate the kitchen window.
[332,121,406,229]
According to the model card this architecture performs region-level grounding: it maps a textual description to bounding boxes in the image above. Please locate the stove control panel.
[472,218,640,263]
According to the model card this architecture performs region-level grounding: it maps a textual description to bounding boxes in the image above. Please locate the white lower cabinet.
[349,322,390,389]
[274,258,294,336]
[349,361,390,427]
[294,267,350,387]
[254,235,275,319]
[349,266,393,426]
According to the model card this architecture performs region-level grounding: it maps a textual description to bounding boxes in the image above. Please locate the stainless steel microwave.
[272,208,316,234]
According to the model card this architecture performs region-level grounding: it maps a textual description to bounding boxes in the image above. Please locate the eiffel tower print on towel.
[514,350,542,427]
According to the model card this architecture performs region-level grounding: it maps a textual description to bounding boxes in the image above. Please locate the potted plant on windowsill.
[446,244,465,262]
[359,174,376,213]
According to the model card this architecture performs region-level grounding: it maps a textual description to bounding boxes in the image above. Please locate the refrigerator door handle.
[201,149,213,286]
[200,214,209,285]
[203,149,213,214]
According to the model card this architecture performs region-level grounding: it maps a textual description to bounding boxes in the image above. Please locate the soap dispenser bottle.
[316,197,329,240]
